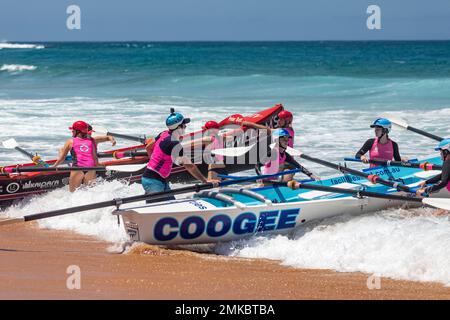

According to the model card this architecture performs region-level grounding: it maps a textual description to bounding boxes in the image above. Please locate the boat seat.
[194,191,246,209]
[220,187,273,205]
[297,182,362,200]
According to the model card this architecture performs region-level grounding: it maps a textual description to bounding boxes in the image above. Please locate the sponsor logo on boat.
[6,182,20,194]
[153,208,300,242]
[330,167,401,185]
[125,222,140,241]
[22,180,60,190]
[62,177,70,185]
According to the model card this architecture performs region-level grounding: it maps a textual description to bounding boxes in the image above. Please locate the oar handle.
[344,158,442,171]
[97,150,147,159]
[4,166,107,173]
[406,126,443,142]
[14,146,34,159]
[276,181,425,203]
[107,131,147,144]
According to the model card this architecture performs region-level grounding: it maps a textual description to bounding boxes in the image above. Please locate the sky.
[1,0,450,41]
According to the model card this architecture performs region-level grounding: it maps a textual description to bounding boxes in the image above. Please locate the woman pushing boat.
[416,139,450,215]
[257,128,320,185]
[53,121,101,192]
[142,111,219,202]
[356,118,407,167]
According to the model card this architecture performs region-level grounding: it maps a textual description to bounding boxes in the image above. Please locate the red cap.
[69,121,90,133]
[202,121,220,130]
[278,110,293,120]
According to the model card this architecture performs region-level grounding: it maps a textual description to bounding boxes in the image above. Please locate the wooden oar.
[1,138,49,167]
[91,125,147,144]
[0,169,301,226]
[344,157,443,171]
[380,113,444,142]
[277,181,450,211]
[1,163,147,174]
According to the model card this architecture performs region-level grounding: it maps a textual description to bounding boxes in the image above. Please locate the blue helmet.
[370,118,392,132]
[435,138,450,151]
[166,110,190,130]
[272,128,291,140]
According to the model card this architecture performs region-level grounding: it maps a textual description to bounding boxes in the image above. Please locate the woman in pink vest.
[356,118,405,167]
[53,121,100,192]
[257,129,319,185]
[141,111,219,203]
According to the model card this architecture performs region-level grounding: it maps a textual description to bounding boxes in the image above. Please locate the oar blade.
[379,113,409,129]
[90,124,108,137]
[2,138,19,149]
[105,163,147,172]
[423,197,450,211]
[286,146,303,157]
[212,145,253,157]
[0,217,25,226]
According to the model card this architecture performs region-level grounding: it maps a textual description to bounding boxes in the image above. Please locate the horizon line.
[4,39,450,43]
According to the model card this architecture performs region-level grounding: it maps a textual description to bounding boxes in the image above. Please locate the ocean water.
[1,41,450,286]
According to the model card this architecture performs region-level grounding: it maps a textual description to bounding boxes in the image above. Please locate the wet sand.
[1,221,450,300]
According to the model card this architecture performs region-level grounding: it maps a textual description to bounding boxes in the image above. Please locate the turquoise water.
[1,41,450,166]
[1,41,450,108]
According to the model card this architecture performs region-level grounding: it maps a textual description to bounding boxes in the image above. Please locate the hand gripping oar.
[1,163,147,174]
[1,138,49,167]
[279,181,450,211]
[213,145,421,194]
[0,169,300,226]
[380,113,444,142]
[91,125,147,144]
[344,157,443,171]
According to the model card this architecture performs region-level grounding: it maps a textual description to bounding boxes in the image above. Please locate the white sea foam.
[1,179,143,243]
[1,64,37,72]
[216,208,450,286]
[0,43,44,50]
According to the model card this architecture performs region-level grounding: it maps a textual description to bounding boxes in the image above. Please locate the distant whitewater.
[0,43,44,49]
[1,64,37,72]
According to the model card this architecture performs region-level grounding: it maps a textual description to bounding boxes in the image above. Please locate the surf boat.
[113,156,446,245]
[0,104,283,208]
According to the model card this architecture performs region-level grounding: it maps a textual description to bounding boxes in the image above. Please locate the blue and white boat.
[114,156,446,245]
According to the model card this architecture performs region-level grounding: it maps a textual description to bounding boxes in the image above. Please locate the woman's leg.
[83,170,97,186]
[69,171,85,192]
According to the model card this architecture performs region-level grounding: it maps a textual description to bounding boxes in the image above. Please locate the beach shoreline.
[1,220,449,300]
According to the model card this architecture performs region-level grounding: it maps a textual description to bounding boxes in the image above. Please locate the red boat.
[0,104,284,208]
